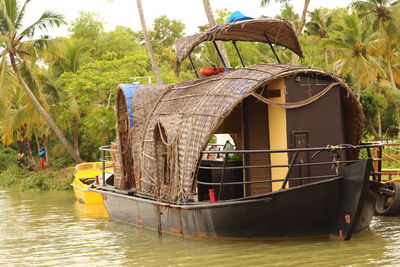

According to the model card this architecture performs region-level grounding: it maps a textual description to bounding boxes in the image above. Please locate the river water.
[1,189,400,267]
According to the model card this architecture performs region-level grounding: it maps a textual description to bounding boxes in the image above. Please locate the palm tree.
[44,38,90,157]
[324,13,384,99]
[305,8,333,66]
[325,13,388,136]
[351,0,400,88]
[0,0,82,163]
[352,0,400,134]
[136,0,163,83]
[202,0,231,68]
[0,81,41,169]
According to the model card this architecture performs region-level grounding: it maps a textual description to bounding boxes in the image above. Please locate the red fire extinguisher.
[209,189,216,203]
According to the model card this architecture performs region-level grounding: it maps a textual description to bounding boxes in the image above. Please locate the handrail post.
[281,151,299,190]
[102,149,106,186]
[372,146,382,182]
[218,155,228,201]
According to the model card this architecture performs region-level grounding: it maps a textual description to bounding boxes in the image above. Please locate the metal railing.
[371,142,400,182]
[99,145,117,186]
[197,143,383,201]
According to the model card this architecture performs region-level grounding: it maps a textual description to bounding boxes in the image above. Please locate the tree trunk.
[385,60,400,133]
[19,128,36,169]
[297,0,311,36]
[72,116,80,157]
[202,0,231,68]
[377,110,382,138]
[291,52,298,65]
[324,49,329,66]
[34,134,40,153]
[289,0,311,65]
[43,137,51,167]
[367,118,379,138]
[387,59,396,88]
[377,86,382,138]
[137,0,163,84]
[10,54,83,163]
[396,105,400,136]
[23,138,36,169]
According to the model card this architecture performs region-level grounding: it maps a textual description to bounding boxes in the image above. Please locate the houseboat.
[91,15,386,240]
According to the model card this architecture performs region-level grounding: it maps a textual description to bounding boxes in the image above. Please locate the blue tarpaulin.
[226,11,254,24]
[119,83,152,127]
[119,84,136,127]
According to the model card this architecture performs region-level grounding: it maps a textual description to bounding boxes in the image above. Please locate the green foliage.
[55,51,151,161]
[382,147,400,169]
[305,8,333,38]
[0,157,74,191]
[298,35,327,68]
[260,0,290,7]
[362,85,387,117]
[18,168,74,192]
[0,145,18,172]
[209,135,217,144]
[0,166,25,188]
[276,3,299,27]
[215,9,232,24]
[96,26,141,59]
[20,171,52,191]
[150,15,185,54]
[69,12,104,40]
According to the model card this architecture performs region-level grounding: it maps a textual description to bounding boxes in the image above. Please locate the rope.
[250,82,340,109]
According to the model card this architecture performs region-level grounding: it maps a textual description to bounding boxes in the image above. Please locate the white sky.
[27,0,352,37]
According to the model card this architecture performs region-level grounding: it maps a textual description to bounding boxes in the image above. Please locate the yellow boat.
[71,162,113,204]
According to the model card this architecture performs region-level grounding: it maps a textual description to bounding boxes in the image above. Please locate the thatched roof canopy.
[127,64,363,202]
[175,18,303,69]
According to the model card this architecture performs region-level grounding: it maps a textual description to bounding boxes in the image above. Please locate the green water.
[1,190,400,266]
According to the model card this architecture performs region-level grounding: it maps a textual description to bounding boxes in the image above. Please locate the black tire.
[375,181,400,215]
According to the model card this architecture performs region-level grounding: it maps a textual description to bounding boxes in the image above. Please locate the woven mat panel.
[112,142,124,189]
[175,18,303,70]
[125,64,364,202]
[129,84,171,194]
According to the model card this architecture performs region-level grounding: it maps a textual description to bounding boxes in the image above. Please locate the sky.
[27,0,352,37]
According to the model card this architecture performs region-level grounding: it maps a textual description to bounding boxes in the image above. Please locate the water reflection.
[73,201,109,219]
[1,190,400,266]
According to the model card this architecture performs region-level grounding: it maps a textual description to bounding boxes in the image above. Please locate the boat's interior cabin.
[197,73,347,201]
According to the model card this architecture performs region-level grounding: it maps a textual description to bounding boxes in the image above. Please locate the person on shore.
[39,147,46,170]
[17,152,24,168]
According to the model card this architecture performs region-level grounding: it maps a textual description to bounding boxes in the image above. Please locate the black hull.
[93,159,376,240]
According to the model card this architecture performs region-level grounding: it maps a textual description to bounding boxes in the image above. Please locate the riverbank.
[0,166,74,192]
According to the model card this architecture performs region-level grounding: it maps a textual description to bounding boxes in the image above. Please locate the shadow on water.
[1,189,400,266]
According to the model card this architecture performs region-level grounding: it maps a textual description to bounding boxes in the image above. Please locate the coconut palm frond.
[19,11,65,38]
[0,55,13,97]
[0,0,16,37]
[15,0,30,30]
